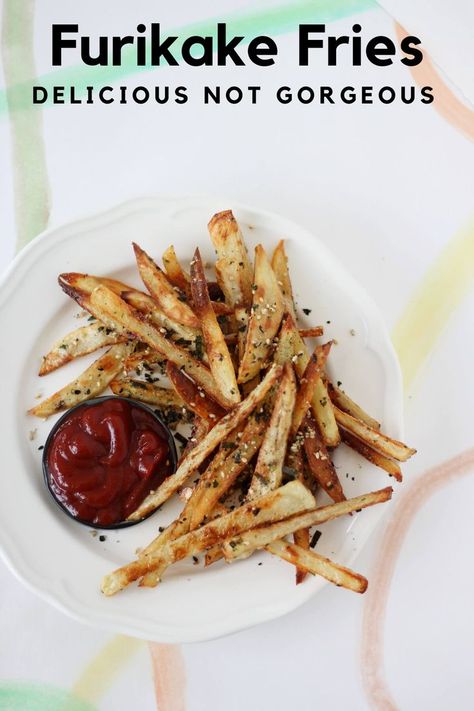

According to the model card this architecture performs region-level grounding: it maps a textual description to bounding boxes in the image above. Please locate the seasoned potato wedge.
[127,363,282,521]
[289,323,340,448]
[341,430,403,481]
[334,407,416,462]
[101,479,315,595]
[271,240,297,320]
[29,342,133,418]
[121,289,200,344]
[327,380,381,430]
[208,209,253,308]
[290,341,333,438]
[39,322,126,376]
[302,414,345,502]
[222,486,393,559]
[238,245,284,383]
[167,362,226,423]
[109,378,188,412]
[133,243,200,328]
[162,244,192,298]
[266,540,368,593]
[190,248,240,405]
[88,285,230,408]
[247,363,296,499]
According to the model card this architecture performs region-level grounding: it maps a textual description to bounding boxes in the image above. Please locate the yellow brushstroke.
[392,216,474,390]
[72,635,143,705]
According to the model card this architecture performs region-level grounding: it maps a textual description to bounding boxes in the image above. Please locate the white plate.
[0,195,402,643]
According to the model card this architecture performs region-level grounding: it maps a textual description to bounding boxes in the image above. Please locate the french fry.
[29,343,133,418]
[59,274,133,336]
[58,272,133,298]
[127,363,282,521]
[274,314,296,365]
[162,244,192,298]
[290,342,333,439]
[188,414,267,530]
[121,289,200,344]
[302,414,345,502]
[123,349,165,374]
[139,423,263,588]
[208,210,253,308]
[334,407,416,462]
[167,362,226,423]
[178,418,210,463]
[101,479,315,595]
[247,363,296,499]
[289,322,340,447]
[39,322,126,376]
[88,284,231,408]
[109,378,192,418]
[271,240,297,321]
[298,327,324,338]
[133,243,200,328]
[293,528,310,584]
[238,245,284,383]
[266,540,368,593]
[326,381,380,430]
[222,486,393,559]
[341,430,402,481]
[190,248,240,406]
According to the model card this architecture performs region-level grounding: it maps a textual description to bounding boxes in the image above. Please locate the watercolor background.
[0,1,473,709]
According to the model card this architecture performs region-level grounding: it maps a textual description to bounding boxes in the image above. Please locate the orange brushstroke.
[149,643,187,711]
[395,23,474,142]
[360,448,474,709]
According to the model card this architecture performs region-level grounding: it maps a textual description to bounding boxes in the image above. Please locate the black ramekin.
[42,396,178,530]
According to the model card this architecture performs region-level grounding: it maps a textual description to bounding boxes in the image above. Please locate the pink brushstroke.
[149,643,187,711]
[361,447,474,709]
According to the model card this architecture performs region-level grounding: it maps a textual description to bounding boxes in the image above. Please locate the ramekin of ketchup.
[42,397,177,528]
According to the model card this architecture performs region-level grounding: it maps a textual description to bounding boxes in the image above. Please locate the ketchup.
[46,399,175,527]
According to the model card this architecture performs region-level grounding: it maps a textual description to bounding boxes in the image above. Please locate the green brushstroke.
[0,682,98,711]
[2,0,51,250]
[0,0,376,115]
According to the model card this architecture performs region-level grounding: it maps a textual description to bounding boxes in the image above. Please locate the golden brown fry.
[29,343,133,418]
[140,420,264,588]
[326,381,380,430]
[289,322,340,448]
[293,528,310,584]
[190,248,240,406]
[167,362,226,423]
[178,418,210,464]
[39,322,126,376]
[58,274,133,335]
[109,378,192,418]
[302,414,345,503]
[341,430,402,481]
[222,486,393,559]
[247,363,296,499]
[208,210,253,308]
[188,415,266,530]
[121,289,200,344]
[271,240,297,320]
[266,540,368,593]
[133,243,200,328]
[101,480,315,595]
[162,245,192,298]
[290,342,332,439]
[127,363,282,521]
[238,245,284,383]
[123,349,165,374]
[88,285,230,408]
[333,407,416,462]
[274,314,296,365]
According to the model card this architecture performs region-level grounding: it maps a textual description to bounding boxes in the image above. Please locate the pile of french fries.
[29,210,416,596]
